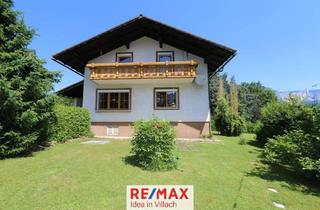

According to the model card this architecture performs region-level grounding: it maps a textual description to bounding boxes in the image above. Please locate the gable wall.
[83,37,210,128]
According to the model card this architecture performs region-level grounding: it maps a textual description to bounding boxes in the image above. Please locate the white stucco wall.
[83,37,210,122]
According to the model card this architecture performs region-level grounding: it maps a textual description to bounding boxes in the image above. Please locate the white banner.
[127,185,194,210]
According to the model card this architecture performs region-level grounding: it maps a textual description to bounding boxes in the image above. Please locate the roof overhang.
[56,80,83,98]
[53,15,236,76]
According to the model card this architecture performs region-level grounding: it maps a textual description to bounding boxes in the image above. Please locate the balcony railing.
[86,60,197,80]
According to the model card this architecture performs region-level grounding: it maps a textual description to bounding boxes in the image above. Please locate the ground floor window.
[96,89,131,111]
[154,88,179,109]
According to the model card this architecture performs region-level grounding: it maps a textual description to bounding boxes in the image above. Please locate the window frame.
[115,52,133,63]
[153,87,180,110]
[96,88,131,111]
[156,51,175,62]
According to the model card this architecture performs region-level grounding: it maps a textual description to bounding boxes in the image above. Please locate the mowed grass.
[0,134,320,210]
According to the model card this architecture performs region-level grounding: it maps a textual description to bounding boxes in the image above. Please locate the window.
[96,89,131,111]
[156,51,174,62]
[116,52,133,63]
[107,126,119,136]
[154,88,179,109]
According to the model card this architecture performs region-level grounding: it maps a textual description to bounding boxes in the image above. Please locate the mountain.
[276,89,320,104]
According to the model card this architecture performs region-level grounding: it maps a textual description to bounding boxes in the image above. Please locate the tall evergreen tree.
[0,0,60,157]
[218,76,225,98]
[208,72,230,113]
[230,76,239,114]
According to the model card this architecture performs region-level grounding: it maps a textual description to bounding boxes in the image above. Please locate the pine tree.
[0,0,60,157]
[217,76,225,98]
[214,76,244,136]
[208,73,230,113]
[230,76,239,114]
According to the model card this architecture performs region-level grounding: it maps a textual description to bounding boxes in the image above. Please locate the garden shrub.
[214,97,245,136]
[130,117,177,171]
[50,105,92,142]
[256,100,313,144]
[245,121,259,133]
[263,106,320,180]
[264,130,320,180]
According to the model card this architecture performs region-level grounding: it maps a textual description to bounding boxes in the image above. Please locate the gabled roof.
[53,15,236,76]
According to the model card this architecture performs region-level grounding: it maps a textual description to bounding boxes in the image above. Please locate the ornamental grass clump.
[130,117,177,171]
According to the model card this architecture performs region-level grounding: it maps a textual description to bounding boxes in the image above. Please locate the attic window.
[116,52,133,63]
[157,51,174,62]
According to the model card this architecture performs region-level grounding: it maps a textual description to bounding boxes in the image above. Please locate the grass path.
[0,134,319,210]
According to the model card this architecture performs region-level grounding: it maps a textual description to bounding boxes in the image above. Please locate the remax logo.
[130,187,189,200]
[127,185,193,210]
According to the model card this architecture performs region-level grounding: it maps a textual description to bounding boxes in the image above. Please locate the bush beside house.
[129,117,177,171]
[50,105,92,143]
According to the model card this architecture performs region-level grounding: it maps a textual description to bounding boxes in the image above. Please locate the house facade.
[54,15,235,138]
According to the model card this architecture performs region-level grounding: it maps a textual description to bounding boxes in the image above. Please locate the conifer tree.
[0,0,60,157]
[218,76,225,98]
[230,76,239,114]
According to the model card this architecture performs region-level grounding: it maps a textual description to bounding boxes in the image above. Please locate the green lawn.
[0,134,319,210]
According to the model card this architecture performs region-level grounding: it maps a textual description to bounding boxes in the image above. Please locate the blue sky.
[15,0,320,91]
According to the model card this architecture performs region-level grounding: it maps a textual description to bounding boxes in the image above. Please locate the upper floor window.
[116,52,133,63]
[96,89,131,111]
[156,51,174,62]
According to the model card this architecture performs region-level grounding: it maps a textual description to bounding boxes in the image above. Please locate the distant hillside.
[276,89,320,104]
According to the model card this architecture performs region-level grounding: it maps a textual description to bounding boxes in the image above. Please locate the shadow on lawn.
[1,141,51,160]
[247,162,320,196]
[246,139,265,148]
[123,155,140,168]
[245,138,320,196]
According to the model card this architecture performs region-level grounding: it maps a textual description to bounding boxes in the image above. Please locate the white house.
[54,15,236,138]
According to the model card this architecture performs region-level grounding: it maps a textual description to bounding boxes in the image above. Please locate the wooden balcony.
[86,60,198,80]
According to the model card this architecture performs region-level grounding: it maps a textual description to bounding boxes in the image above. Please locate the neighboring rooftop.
[53,15,236,76]
[56,80,83,98]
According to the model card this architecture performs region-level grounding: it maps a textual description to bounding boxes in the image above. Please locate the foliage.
[238,82,277,122]
[214,97,229,134]
[239,135,247,145]
[130,117,177,171]
[263,105,320,180]
[214,97,245,136]
[209,73,230,112]
[49,105,92,142]
[256,99,313,144]
[264,129,320,180]
[245,121,260,133]
[0,0,60,158]
[230,76,239,114]
[209,76,275,135]
[55,95,74,106]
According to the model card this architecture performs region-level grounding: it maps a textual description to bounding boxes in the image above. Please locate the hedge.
[50,105,92,142]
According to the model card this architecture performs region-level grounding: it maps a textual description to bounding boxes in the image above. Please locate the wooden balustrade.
[86,61,197,80]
